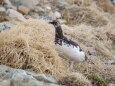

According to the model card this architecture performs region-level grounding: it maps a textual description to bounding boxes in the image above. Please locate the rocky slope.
[0,0,115,86]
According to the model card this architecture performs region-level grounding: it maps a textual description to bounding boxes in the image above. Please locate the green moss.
[92,74,107,85]
[85,73,108,86]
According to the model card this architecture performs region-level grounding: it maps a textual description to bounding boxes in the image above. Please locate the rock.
[58,19,67,24]
[54,11,61,19]
[19,0,38,10]
[11,69,30,81]
[0,7,7,22]
[0,0,4,4]
[26,71,57,84]
[112,40,115,45]
[104,59,115,64]
[34,6,45,16]
[34,5,52,16]
[0,6,6,13]
[45,5,51,10]
[0,16,10,22]
[49,11,61,20]
[18,5,30,14]
[0,22,14,32]
[41,16,52,22]
[28,13,39,19]
[0,65,59,86]
[109,83,115,86]
[4,0,17,10]
[0,6,6,16]
[0,65,13,77]
[88,48,98,56]
[9,0,39,10]
[111,0,115,5]
[112,14,115,18]
[6,9,26,21]
[56,0,69,9]
[0,80,10,86]
[31,0,39,6]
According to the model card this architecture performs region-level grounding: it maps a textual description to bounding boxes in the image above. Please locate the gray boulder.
[0,7,6,16]
[4,0,17,10]
[56,1,69,9]
[0,22,14,32]
[111,0,115,5]
[8,0,39,10]
[0,65,60,86]
[6,9,26,21]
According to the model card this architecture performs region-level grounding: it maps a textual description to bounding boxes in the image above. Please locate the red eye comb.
[51,20,58,23]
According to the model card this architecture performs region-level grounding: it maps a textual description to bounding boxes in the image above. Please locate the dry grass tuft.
[59,72,92,86]
[62,23,115,83]
[62,24,114,58]
[0,19,70,79]
[62,6,108,27]
[67,0,93,6]
[95,0,115,14]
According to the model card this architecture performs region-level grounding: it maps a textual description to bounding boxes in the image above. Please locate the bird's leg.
[70,61,74,69]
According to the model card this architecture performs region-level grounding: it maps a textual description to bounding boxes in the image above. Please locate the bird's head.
[49,20,60,28]
[49,20,64,40]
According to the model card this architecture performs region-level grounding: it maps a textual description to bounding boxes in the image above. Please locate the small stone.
[0,0,4,4]
[4,0,17,10]
[45,5,51,10]
[0,7,7,22]
[58,19,67,24]
[6,9,26,21]
[0,7,6,12]
[88,48,97,56]
[104,59,115,64]
[112,40,115,45]
[18,0,39,10]
[0,22,14,32]
[18,5,30,14]
[41,16,52,22]
[56,0,69,9]
[113,1,115,5]
[0,65,12,78]
[49,11,61,20]
[0,80,10,86]
[11,69,27,81]
[109,83,115,86]
[34,6,45,16]
[54,11,61,19]
[0,6,6,16]
[26,71,57,84]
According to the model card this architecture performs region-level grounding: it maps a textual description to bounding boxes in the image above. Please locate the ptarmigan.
[49,20,87,68]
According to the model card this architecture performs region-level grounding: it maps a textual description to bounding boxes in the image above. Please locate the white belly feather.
[56,41,85,62]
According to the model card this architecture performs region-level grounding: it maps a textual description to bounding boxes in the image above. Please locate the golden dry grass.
[95,0,115,14]
[67,0,93,6]
[0,19,70,79]
[59,72,92,86]
[0,0,115,85]
[62,6,108,27]
[62,22,115,82]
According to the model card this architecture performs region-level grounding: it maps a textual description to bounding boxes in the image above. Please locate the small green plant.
[85,73,108,86]
[92,74,107,86]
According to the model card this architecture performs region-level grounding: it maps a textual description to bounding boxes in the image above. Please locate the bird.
[49,20,87,68]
